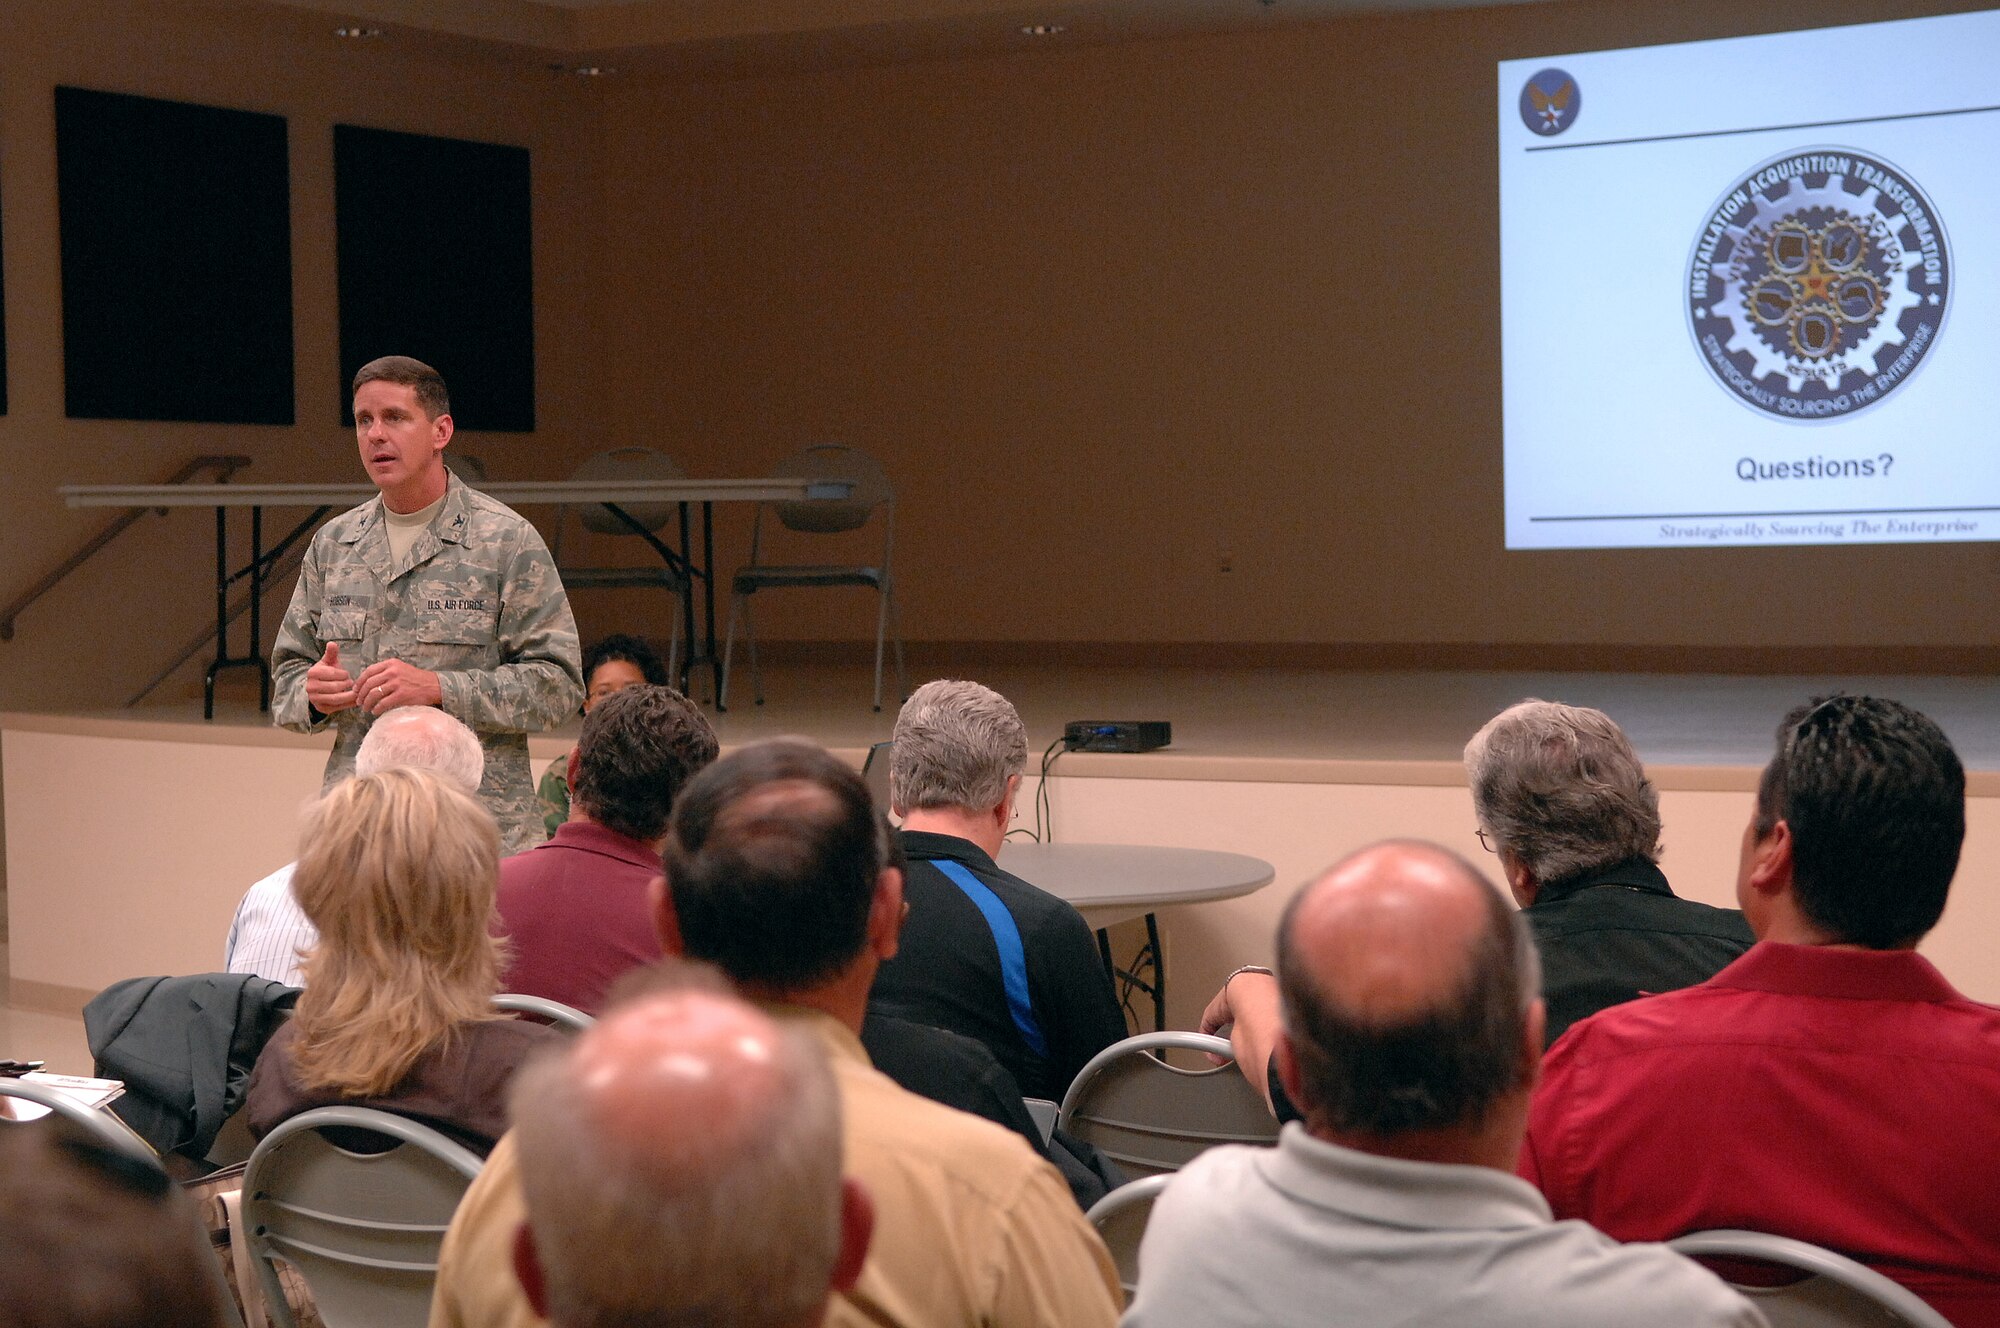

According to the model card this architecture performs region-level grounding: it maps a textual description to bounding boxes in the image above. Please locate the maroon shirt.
[1522,942,2000,1326]
[495,820,664,1015]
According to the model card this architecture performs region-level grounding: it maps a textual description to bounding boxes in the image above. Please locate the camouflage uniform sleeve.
[433,522,584,735]
[271,532,335,733]
[537,754,572,838]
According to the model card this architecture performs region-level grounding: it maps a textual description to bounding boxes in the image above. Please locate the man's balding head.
[354,705,484,794]
[1277,841,1541,1144]
[509,967,867,1328]
[662,739,895,995]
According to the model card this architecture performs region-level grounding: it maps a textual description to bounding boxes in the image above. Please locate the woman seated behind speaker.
[246,767,562,1154]
[536,633,672,838]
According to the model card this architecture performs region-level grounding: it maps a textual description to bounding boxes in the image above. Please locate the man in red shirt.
[1522,694,2000,1326]
[496,685,718,1013]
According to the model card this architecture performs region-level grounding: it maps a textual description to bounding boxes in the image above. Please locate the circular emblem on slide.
[1518,68,1580,135]
[1687,148,1950,422]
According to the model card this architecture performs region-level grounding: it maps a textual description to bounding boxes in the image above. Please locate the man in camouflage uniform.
[272,356,583,853]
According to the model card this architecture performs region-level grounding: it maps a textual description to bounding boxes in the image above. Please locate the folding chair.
[1,1080,246,1327]
[0,1077,159,1158]
[721,444,907,711]
[551,447,690,678]
[1668,1230,1954,1328]
[241,1106,483,1328]
[1086,1174,1173,1304]
[1057,1031,1278,1179]
[492,992,596,1032]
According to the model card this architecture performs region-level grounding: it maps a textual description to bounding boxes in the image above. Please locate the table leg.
[204,505,227,720]
[1096,915,1167,1033]
[205,504,281,719]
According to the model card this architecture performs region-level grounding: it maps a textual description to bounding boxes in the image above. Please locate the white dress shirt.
[223,862,315,987]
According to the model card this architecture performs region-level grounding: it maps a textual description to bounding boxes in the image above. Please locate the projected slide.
[1498,10,1997,549]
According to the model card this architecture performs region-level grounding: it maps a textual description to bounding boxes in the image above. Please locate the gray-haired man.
[869,679,1126,1102]
[224,705,486,985]
[1205,699,1753,1117]
[1463,698,1753,1044]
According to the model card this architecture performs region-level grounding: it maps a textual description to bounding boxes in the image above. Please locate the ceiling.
[264,0,1564,79]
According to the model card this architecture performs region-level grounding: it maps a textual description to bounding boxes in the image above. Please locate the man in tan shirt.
[429,739,1121,1328]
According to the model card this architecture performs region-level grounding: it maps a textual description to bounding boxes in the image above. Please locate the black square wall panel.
[57,87,294,424]
[335,125,534,432]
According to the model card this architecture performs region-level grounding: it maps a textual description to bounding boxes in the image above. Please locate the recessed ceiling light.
[333,26,382,39]
[1020,23,1066,37]
[548,63,613,77]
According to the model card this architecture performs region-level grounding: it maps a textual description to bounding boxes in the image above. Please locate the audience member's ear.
[995,772,1023,826]
[831,1177,876,1294]
[1745,819,1795,899]
[1522,998,1547,1083]
[1274,1032,1306,1117]
[565,747,582,797]
[649,874,686,956]
[511,1221,550,1318]
[868,867,906,962]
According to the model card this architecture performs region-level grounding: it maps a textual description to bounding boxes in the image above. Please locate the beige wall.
[5,0,1996,712]
[0,0,611,714]
[13,716,2000,1025]
[590,0,2000,657]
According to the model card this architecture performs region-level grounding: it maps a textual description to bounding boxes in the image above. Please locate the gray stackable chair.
[0,1077,159,1160]
[448,454,488,489]
[492,992,596,1032]
[1667,1230,1954,1328]
[1023,1097,1059,1147]
[720,444,907,712]
[1057,1031,1279,1179]
[551,447,689,677]
[1086,1173,1173,1304]
[240,1106,483,1328]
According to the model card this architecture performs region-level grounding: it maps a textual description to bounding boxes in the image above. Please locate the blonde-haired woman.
[246,767,560,1152]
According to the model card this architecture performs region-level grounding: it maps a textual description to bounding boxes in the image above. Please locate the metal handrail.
[2,454,251,641]
[125,535,312,707]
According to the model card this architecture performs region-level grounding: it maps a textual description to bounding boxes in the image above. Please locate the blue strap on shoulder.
[932,858,1048,1059]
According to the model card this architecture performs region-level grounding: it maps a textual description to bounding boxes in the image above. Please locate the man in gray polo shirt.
[1123,840,1763,1328]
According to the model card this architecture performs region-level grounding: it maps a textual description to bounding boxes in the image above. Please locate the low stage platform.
[8,662,2000,1055]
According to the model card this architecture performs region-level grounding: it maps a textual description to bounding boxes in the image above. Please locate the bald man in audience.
[1524,696,2000,1324]
[430,738,1123,1328]
[224,704,485,985]
[1124,841,1762,1328]
[508,971,872,1328]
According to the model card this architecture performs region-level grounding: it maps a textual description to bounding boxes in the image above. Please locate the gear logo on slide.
[1687,148,1949,422]
[1518,69,1579,135]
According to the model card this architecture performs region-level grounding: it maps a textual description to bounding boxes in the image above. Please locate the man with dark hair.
[1125,840,1758,1328]
[497,685,718,1013]
[536,633,673,835]
[273,354,584,853]
[1523,695,2000,1325]
[0,1119,228,1328]
[431,739,1123,1328]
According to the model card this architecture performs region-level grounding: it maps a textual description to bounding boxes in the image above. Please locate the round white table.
[996,842,1276,1029]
